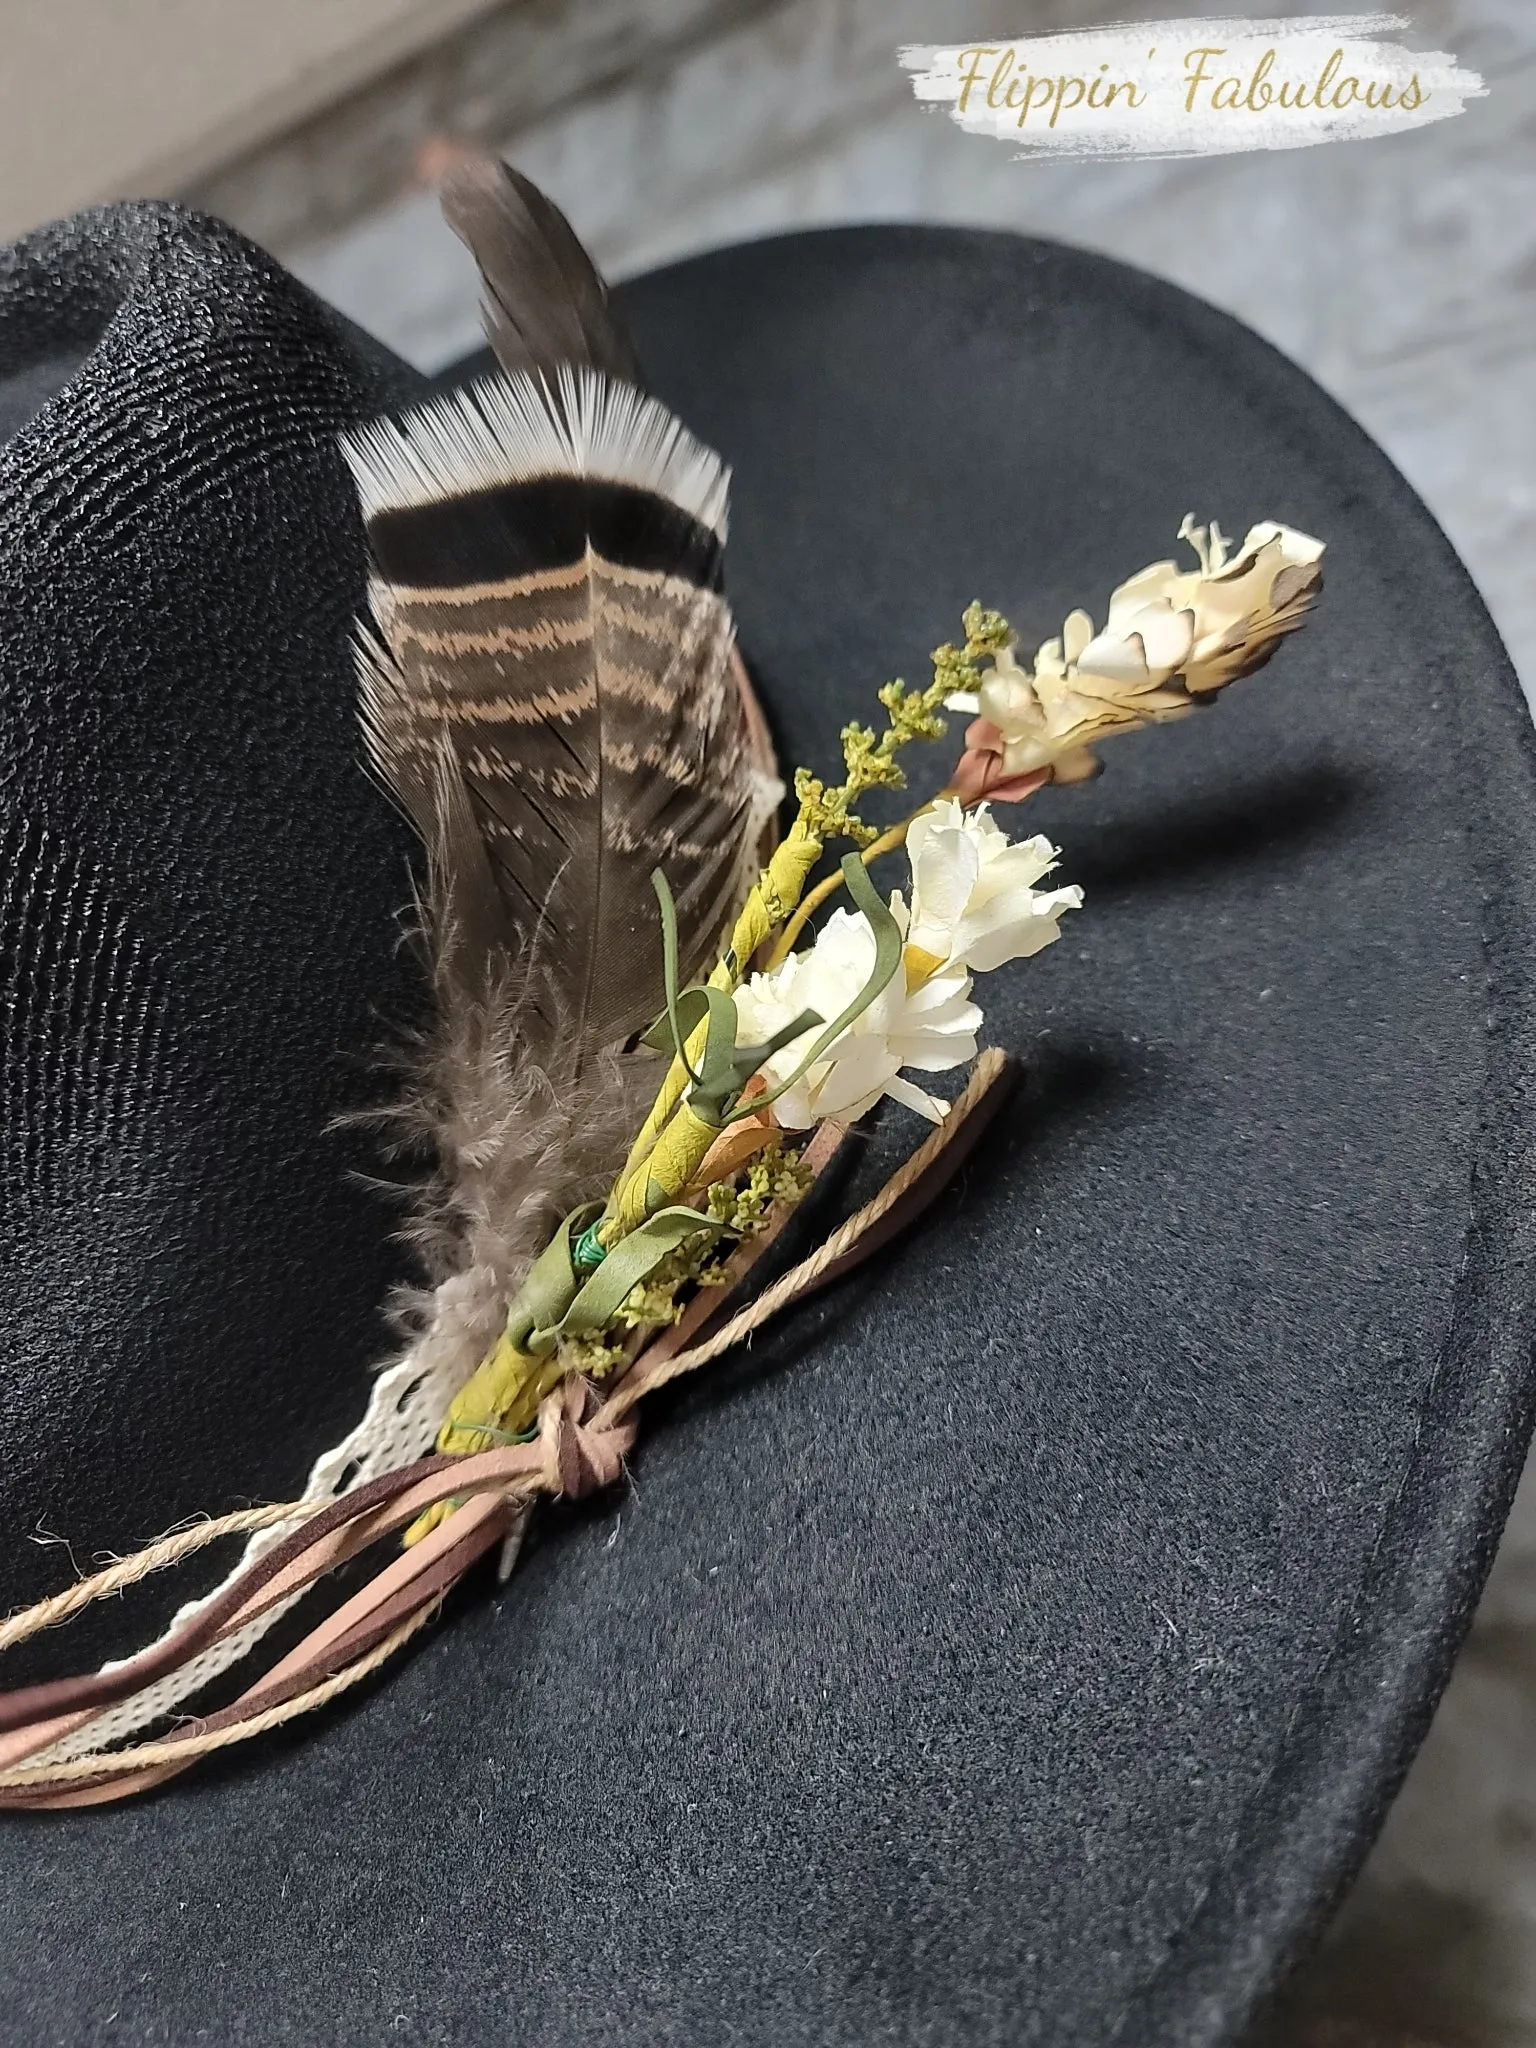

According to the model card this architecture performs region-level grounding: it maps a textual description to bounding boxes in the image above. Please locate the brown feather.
[437,148,640,388]
[343,171,779,1340]
[364,542,754,1052]
[348,375,772,1043]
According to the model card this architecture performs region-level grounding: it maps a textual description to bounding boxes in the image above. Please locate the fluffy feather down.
[375,967,662,1351]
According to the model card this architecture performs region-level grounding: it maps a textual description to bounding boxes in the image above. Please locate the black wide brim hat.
[2,199,1534,2047]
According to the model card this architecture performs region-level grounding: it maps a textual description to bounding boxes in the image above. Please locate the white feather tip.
[339,365,730,541]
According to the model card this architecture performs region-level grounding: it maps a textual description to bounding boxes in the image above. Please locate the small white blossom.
[732,808,1082,1129]
[904,799,1082,981]
[733,907,980,1128]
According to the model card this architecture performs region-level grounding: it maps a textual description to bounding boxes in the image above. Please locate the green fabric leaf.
[641,985,711,1058]
[645,869,706,1083]
[504,1208,596,1353]
[519,1204,722,1354]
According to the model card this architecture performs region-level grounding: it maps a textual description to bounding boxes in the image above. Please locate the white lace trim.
[32,1341,465,1765]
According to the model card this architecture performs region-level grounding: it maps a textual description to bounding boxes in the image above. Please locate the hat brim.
[6,221,1535,2048]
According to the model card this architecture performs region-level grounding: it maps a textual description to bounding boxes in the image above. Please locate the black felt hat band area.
[0,207,1533,2048]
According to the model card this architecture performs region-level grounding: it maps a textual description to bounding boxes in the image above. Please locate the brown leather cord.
[0,1415,642,1798]
[0,1444,554,1742]
[0,1051,1013,1802]
[798,1056,1015,1294]
[2,1609,442,1811]
[594,1050,1014,1428]
[620,1118,855,1389]
[0,1456,472,1735]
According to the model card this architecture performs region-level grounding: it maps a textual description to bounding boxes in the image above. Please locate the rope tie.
[0,1050,1014,1804]
[544,1378,637,1501]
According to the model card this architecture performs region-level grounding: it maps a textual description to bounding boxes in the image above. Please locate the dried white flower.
[734,907,980,1128]
[904,798,1082,985]
[1078,516,1325,696]
[949,515,1324,789]
[734,805,1081,1127]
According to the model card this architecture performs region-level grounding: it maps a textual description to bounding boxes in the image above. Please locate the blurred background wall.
[4,0,1524,712]
[3,2,1533,2042]
[0,0,503,244]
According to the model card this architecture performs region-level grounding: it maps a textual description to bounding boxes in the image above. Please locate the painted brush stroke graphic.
[901,13,1484,158]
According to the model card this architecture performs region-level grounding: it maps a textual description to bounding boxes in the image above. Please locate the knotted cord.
[0,1051,1013,1805]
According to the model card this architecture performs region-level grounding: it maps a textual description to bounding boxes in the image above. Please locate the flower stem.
[764,809,931,970]
[603,824,824,1234]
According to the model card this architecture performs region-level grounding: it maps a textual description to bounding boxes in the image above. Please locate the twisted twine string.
[0,1503,306,1654]
[594,1047,1011,1429]
[0,1050,1012,1803]
[0,1610,436,1798]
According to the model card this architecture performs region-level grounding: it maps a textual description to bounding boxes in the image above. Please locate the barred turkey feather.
[344,364,767,1054]
[342,157,779,1319]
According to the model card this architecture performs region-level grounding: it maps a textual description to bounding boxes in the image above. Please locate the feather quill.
[344,153,779,1336]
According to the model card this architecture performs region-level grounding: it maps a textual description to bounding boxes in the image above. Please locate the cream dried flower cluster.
[951,516,1325,792]
[733,800,1082,1126]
